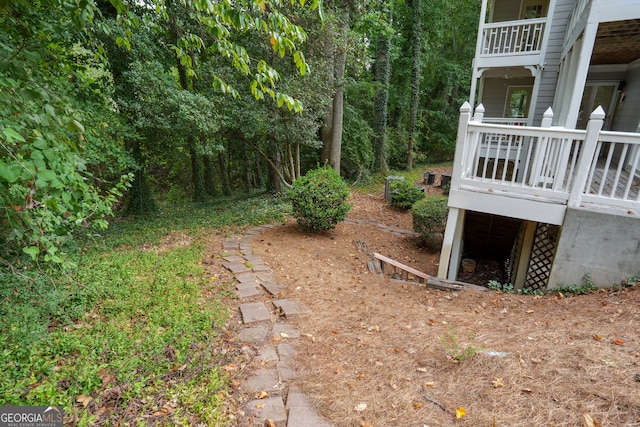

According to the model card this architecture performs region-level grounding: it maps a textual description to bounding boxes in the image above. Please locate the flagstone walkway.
[222,218,420,426]
[221,225,333,427]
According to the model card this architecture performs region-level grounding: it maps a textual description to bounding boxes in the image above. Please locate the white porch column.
[568,106,605,207]
[526,65,543,125]
[437,207,466,281]
[564,22,599,128]
[439,102,473,280]
[470,0,489,109]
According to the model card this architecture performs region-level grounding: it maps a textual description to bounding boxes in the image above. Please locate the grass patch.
[0,191,289,425]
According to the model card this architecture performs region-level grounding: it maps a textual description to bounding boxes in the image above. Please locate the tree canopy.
[1,0,480,267]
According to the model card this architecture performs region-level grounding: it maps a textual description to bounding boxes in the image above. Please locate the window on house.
[504,86,532,118]
[520,0,547,19]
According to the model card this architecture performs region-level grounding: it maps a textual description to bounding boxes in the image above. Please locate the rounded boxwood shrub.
[412,196,449,250]
[288,166,351,232]
[390,179,425,209]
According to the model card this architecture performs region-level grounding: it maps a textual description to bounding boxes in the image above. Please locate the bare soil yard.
[226,171,640,426]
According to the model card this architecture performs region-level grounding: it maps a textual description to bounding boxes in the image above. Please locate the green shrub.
[412,196,449,250]
[288,166,351,232]
[390,179,425,209]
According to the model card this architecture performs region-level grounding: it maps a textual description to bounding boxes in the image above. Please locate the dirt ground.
[238,171,640,427]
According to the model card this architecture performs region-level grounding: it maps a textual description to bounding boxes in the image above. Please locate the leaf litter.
[242,179,640,426]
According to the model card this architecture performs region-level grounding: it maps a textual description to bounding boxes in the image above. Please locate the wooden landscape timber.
[371,252,487,292]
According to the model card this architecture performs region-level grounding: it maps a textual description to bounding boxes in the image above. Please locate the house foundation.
[548,207,640,287]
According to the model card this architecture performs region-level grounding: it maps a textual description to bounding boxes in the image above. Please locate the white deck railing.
[453,103,640,211]
[582,131,640,208]
[482,118,528,126]
[480,18,546,56]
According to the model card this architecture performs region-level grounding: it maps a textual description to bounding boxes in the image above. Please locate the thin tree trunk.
[295,140,300,179]
[267,145,282,193]
[125,139,157,214]
[202,135,217,196]
[329,7,349,174]
[373,33,391,173]
[407,0,422,170]
[189,137,205,201]
[218,151,231,196]
[320,16,336,165]
[254,156,264,188]
[242,143,251,192]
[203,154,216,196]
[170,3,207,198]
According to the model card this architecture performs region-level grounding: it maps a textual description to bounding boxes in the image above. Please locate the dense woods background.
[0,0,480,266]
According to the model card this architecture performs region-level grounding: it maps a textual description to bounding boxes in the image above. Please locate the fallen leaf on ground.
[413,402,422,409]
[593,334,602,341]
[256,390,269,399]
[76,394,93,407]
[582,413,601,427]
[354,403,367,412]
[456,407,466,418]
[492,378,505,388]
[612,339,625,346]
[255,403,266,409]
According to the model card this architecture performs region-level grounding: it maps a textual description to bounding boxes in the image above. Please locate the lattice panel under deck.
[523,223,559,291]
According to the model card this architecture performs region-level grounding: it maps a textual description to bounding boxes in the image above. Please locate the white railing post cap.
[460,101,471,113]
[474,104,486,114]
[590,105,605,120]
[543,107,554,119]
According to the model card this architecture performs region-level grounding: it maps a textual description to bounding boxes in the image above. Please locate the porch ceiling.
[592,19,640,65]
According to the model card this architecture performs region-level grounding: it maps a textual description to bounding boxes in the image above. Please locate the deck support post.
[513,221,538,290]
[438,207,466,281]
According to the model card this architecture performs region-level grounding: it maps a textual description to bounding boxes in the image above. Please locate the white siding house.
[438,0,640,289]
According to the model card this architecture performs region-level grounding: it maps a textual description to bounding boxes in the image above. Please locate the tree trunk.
[242,143,251,192]
[203,154,216,196]
[320,15,336,166]
[125,139,157,214]
[189,137,205,201]
[202,135,217,196]
[328,7,349,174]
[407,0,422,170]
[267,146,282,193]
[373,33,391,173]
[254,155,264,188]
[218,151,231,196]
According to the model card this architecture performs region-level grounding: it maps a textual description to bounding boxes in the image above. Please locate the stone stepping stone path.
[221,226,333,427]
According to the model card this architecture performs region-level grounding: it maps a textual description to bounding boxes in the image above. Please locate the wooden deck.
[587,161,640,201]
[454,105,640,215]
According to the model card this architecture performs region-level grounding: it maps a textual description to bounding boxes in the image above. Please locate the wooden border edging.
[372,252,487,292]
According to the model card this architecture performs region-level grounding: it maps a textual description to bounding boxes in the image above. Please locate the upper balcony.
[478,18,546,67]
[474,0,551,69]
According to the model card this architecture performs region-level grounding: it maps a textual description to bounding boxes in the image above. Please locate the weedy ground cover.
[0,192,288,425]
